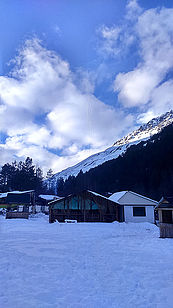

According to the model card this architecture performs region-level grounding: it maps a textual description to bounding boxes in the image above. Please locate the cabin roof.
[8,190,34,194]
[156,196,173,209]
[49,190,118,206]
[0,190,34,199]
[87,190,113,201]
[39,194,61,201]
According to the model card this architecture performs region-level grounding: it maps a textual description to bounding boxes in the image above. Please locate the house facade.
[109,191,158,223]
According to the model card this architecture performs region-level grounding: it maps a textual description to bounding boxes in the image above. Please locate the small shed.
[156,197,173,238]
[109,191,158,223]
[49,190,119,223]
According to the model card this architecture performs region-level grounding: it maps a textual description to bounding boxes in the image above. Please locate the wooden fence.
[160,223,173,238]
[6,212,29,219]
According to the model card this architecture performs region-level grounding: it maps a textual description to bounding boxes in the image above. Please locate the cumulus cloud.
[98,23,135,58]
[0,39,133,173]
[98,0,173,122]
[113,3,173,120]
[97,0,141,58]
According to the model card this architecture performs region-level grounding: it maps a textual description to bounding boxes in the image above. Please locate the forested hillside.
[57,124,173,200]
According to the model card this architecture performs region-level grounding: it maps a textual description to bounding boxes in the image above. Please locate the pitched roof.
[109,190,158,205]
[156,196,173,208]
[87,190,112,201]
[49,190,119,206]
[0,190,34,199]
[108,191,128,203]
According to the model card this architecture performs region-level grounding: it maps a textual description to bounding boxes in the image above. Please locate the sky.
[0,0,173,174]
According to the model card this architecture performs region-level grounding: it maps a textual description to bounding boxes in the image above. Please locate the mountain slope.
[58,123,173,200]
[49,110,173,191]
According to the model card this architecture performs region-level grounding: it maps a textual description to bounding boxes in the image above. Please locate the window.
[133,207,146,217]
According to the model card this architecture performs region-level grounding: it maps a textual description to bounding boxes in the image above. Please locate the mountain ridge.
[49,110,173,191]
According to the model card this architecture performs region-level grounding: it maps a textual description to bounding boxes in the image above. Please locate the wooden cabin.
[156,197,173,238]
[49,190,119,223]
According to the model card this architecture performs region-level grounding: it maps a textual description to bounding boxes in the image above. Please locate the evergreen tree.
[46,168,53,192]
[0,157,44,194]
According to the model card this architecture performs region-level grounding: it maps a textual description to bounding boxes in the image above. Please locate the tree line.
[0,157,51,194]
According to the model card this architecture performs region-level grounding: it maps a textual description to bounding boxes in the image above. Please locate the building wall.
[124,205,155,223]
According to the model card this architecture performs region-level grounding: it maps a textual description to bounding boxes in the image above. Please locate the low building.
[0,192,8,204]
[156,197,173,238]
[109,191,158,223]
[49,190,118,223]
[0,190,35,215]
[38,195,61,213]
[6,190,35,209]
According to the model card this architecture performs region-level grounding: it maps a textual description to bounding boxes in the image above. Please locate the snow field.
[0,216,173,308]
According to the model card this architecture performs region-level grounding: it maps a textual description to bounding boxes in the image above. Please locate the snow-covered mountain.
[49,110,173,191]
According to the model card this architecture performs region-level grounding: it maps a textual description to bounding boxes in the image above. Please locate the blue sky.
[0,0,173,173]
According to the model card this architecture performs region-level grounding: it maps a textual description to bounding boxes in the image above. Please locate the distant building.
[6,190,35,207]
[109,191,158,223]
[156,196,173,238]
[49,190,118,223]
[0,192,8,204]
[0,190,35,211]
[1,190,35,219]
[38,195,61,213]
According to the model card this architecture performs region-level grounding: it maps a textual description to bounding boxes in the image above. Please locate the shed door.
[162,210,173,223]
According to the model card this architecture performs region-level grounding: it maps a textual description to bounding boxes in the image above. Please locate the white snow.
[8,190,34,194]
[0,193,8,198]
[0,216,173,307]
[39,195,60,201]
[109,191,128,203]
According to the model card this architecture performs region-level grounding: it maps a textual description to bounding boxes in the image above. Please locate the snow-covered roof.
[0,193,8,198]
[87,190,112,201]
[39,195,60,201]
[8,190,34,194]
[109,191,128,203]
[109,190,158,205]
[0,190,34,198]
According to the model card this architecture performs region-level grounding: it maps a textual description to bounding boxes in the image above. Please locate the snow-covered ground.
[0,215,173,308]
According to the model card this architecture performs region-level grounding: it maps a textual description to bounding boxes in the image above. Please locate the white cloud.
[97,0,141,58]
[126,0,142,20]
[98,25,122,57]
[138,80,173,123]
[0,39,134,173]
[54,25,61,36]
[113,5,173,118]
[97,1,173,121]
